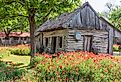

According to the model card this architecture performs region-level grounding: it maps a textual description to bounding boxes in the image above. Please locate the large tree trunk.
[28,8,36,58]
[3,28,12,46]
[3,28,11,40]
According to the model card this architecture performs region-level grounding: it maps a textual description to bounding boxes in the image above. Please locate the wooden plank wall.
[66,30,84,51]
[66,29,108,53]
[100,18,114,54]
[92,32,108,53]
[73,6,102,30]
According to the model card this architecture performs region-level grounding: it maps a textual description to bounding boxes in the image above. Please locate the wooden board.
[66,29,108,53]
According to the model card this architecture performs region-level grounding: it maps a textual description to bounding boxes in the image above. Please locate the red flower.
[35,53,39,56]
[109,65,113,68]
[93,59,98,63]
[60,66,62,69]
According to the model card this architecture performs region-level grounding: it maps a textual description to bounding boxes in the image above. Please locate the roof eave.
[100,17,121,33]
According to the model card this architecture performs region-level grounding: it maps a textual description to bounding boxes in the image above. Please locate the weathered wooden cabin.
[35,2,121,54]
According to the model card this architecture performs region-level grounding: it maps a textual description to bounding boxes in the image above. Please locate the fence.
[0,39,30,46]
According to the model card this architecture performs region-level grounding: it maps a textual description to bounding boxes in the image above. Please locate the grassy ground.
[1,55,30,67]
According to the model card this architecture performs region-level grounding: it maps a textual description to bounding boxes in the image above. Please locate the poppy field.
[30,51,121,82]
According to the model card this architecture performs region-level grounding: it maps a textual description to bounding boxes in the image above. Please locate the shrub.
[113,44,120,52]
[30,51,121,82]
[10,45,30,56]
[0,61,26,82]
[0,44,30,57]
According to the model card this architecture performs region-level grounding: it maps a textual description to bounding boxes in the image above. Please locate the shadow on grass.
[4,60,31,69]
[0,60,27,82]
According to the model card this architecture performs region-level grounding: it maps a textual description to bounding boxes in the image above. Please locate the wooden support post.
[56,36,59,52]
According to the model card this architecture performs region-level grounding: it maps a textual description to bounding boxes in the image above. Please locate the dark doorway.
[84,35,93,52]
[45,38,48,47]
[51,37,57,53]
[58,37,62,48]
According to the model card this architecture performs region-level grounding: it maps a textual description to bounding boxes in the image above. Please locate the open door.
[51,37,57,53]
[84,35,93,52]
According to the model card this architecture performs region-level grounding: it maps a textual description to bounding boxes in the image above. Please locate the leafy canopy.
[0,0,82,29]
[109,7,121,30]
[101,1,121,30]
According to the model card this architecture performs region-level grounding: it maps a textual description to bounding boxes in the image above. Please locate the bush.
[113,44,120,52]
[30,51,121,82]
[0,49,11,58]
[10,45,30,56]
[0,61,26,82]
[0,44,30,57]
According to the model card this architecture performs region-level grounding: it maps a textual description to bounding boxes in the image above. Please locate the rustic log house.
[35,2,121,54]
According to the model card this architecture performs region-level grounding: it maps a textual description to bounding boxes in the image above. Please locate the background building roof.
[0,32,30,37]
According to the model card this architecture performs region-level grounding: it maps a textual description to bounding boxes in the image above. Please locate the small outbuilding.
[0,32,30,46]
[35,2,121,54]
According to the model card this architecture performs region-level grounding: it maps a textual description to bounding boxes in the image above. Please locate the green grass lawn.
[1,55,30,67]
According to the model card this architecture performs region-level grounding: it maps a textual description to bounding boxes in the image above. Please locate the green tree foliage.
[0,17,29,39]
[0,0,82,57]
[109,7,121,30]
[101,1,121,30]
[0,1,29,39]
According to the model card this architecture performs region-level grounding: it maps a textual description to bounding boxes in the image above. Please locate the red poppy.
[60,66,62,69]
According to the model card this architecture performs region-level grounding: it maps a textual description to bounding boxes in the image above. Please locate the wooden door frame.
[83,35,93,52]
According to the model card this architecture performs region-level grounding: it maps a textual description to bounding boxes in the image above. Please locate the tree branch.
[5,0,25,6]
[3,29,7,35]
[18,14,28,18]
[0,14,28,20]
[42,8,53,22]
[18,1,25,6]
[5,1,16,5]
[44,8,53,19]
